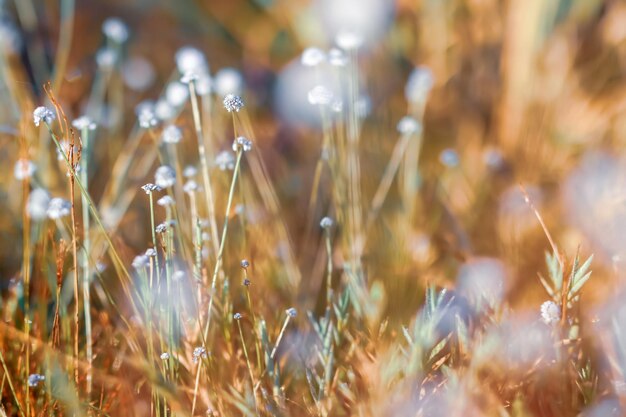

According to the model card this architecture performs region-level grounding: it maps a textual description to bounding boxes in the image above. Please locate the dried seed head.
[223,94,244,112]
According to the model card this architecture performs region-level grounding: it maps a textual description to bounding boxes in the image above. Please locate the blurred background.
[1,0,626,319]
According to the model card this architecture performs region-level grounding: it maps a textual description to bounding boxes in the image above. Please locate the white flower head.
[27,188,50,221]
[132,255,150,270]
[28,374,45,387]
[192,346,208,363]
[95,47,118,69]
[47,198,71,219]
[214,68,243,97]
[215,150,235,171]
[180,71,199,85]
[161,125,182,144]
[137,105,158,129]
[155,165,176,189]
[165,81,189,108]
[175,46,209,78]
[308,85,334,106]
[286,307,297,318]
[102,17,129,43]
[540,301,560,325]
[223,94,244,112]
[33,106,56,127]
[183,180,199,194]
[72,116,97,131]
[396,116,421,135]
[328,48,348,67]
[160,352,170,360]
[301,47,326,67]
[14,159,36,180]
[335,30,363,51]
[183,165,198,178]
[157,195,174,207]
[232,136,252,152]
[145,248,157,257]
[320,216,334,229]
[141,183,162,194]
[155,99,175,121]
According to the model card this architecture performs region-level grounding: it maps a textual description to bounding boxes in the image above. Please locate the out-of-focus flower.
[141,183,162,194]
[308,85,334,106]
[27,188,50,221]
[28,374,45,387]
[102,17,129,43]
[137,104,158,129]
[439,149,459,167]
[33,106,55,127]
[14,159,36,180]
[320,216,333,229]
[301,47,326,67]
[166,81,189,108]
[155,165,176,189]
[175,46,209,78]
[95,47,118,69]
[405,66,434,105]
[396,116,421,135]
[157,195,174,207]
[47,198,71,219]
[122,56,155,92]
[215,151,235,171]
[72,116,97,131]
[214,68,243,97]
[161,125,182,144]
[232,136,252,152]
[540,301,560,325]
[183,165,197,178]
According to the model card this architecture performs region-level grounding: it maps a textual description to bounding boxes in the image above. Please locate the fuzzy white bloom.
[301,47,326,67]
[232,136,252,152]
[14,159,36,180]
[145,248,157,257]
[540,301,560,325]
[396,116,421,135]
[33,106,55,127]
[307,85,334,106]
[122,56,155,92]
[132,255,149,270]
[155,99,175,121]
[335,30,363,50]
[102,17,129,43]
[405,66,434,104]
[47,197,71,219]
[27,188,50,221]
[165,81,189,108]
[286,307,297,318]
[95,47,118,70]
[214,150,235,171]
[175,46,209,78]
[320,216,334,229]
[160,352,170,360]
[155,165,176,188]
[214,68,243,97]
[72,116,97,131]
[161,125,182,144]
[183,180,199,194]
[223,94,244,112]
[28,374,45,387]
[137,105,158,129]
[183,165,198,178]
[439,149,459,167]
[192,346,207,363]
[328,48,348,67]
[180,71,198,85]
[157,195,174,207]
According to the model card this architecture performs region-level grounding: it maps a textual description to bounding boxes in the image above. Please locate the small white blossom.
[28,374,45,387]
[396,116,421,135]
[138,107,158,129]
[405,66,434,105]
[233,312,242,320]
[160,352,170,360]
[192,347,207,363]
[183,165,197,178]
[155,165,176,189]
[214,68,243,97]
[307,85,333,106]
[215,150,235,170]
[335,30,363,51]
[27,188,50,221]
[540,301,560,325]
[72,116,97,131]
[320,216,333,229]
[145,248,157,257]
[195,73,213,96]
[132,255,150,270]
[232,136,252,152]
[328,48,348,67]
[286,308,297,318]
[141,183,162,194]
[183,180,199,194]
[102,17,129,43]
[301,47,326,67]
[165,81,189,108]
[33,106,55,127]
[95,47,118,69]
[14,159,36,180]
[157,195,174,207]
[223,94,244,112]
[155,99,175,121]
[161,125,182,144]
[47,198,71,219]
[175,46,209,78]
[439,149,459,167]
